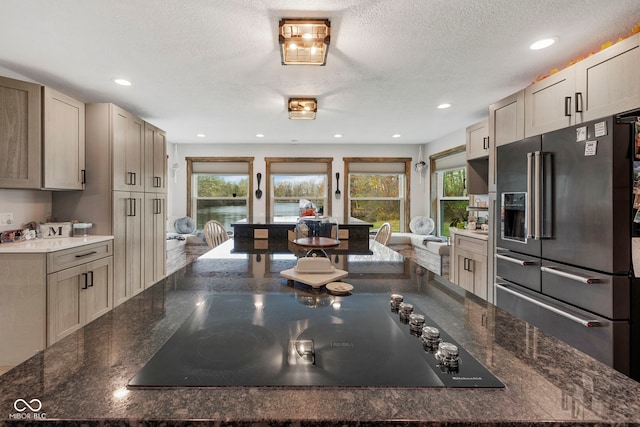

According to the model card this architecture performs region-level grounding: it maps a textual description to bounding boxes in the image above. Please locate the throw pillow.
[409,216,435,235]
[175,216,196,234]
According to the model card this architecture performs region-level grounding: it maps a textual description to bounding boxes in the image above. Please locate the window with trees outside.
[430,143,468,239]
[344,158,411,232]
[186,158,253,230]
[266,158,332,218]
[271,174,327,217]
[437,167,468,236]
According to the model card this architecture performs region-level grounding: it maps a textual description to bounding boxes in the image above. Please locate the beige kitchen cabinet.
[112,104,145,192]
[42,87,86,190]
[53,103,167,307]
[525,34,640,138]
[144,122,167,193]
[0,238,113,367]
[466,120,490,160]
[450,230,488,300]
[574,33,640,122]
[0,76,42,189]
[113,191,144,305]
[524,66,576,137]
[47,252,113,345]
[466,120,489,195]
[144,192,166,289]
[488,90,525,192]
[0,253,46,366]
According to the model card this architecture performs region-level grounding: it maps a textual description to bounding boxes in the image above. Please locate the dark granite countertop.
[2,239,640,426]
[231,216,372,226]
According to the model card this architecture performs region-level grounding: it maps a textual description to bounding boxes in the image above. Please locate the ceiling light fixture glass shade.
[279,19,330,65]
[288,98,317,119]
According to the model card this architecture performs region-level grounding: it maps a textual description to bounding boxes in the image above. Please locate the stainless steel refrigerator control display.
[496,112,639,380]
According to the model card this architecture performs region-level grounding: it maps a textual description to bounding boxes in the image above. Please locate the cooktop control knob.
[409,313,425,335]
[390,294,403,312]
[435,341,459,370]
[398,302,413,323]
[421,326,441,351]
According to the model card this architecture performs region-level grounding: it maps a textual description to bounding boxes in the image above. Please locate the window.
[430,148,467,236]
[272,174,327,216]
[186,158,253,230]
[265,158,332,218]
[344,158,411,232]
[436,167,468,236]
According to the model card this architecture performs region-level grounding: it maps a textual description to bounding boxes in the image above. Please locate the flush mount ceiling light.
[288,98,317,120]
[530,37,557,50]
[113,78,132,86]
[279,19,330,65]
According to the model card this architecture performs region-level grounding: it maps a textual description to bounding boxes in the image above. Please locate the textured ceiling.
[1,0,639,145]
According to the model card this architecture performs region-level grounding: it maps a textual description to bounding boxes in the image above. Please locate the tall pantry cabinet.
[53,103,167,307]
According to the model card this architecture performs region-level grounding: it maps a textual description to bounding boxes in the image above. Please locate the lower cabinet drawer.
[47,240,113,273]
[454,234,487,254]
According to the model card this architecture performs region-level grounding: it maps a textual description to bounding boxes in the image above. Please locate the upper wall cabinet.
[466,120,489,160]
[488,90,525,192]
[42,87,85,190]
[525,34,640,137]
[0,76,86,190]
[524,66,576,137]
[574,33,640,122]
[0,76,42,189]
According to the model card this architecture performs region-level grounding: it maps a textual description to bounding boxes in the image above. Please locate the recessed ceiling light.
[530,37,557,50]
[437,103,451,109]
[113,78,132,86]
[196,133,206,138]
[256,134,265,138]
[392,134,401,138]
[333,134,343,138]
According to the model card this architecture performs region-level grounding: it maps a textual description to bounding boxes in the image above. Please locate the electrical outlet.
[0,213,14,226]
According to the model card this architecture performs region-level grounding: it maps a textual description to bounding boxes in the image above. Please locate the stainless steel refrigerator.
[495,112,640,379]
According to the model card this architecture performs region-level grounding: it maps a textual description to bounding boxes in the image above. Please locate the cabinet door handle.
[81,273,88,290]
[564,96,572,117]
[132,172,136,185]
[81,169,86,184]
[127,198,137,217]
[75,251,97,259]
[575,92,583,113]
[127,172,133,185]
[88,271,94,288]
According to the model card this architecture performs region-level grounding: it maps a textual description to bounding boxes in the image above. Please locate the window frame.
[343,157,411,232]
[265,157,333,218]
[428,145,467,236]
[435,167,469,236]
[186,157,254,227]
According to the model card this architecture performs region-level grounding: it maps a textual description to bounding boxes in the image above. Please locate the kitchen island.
[1,239,640,425]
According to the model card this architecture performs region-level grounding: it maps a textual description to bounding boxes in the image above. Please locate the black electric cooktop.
[128,293,503,388]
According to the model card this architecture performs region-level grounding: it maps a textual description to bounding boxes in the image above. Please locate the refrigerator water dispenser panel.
[501,192,527,243]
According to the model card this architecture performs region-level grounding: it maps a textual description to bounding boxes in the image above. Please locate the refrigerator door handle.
[495,253,536,266]
[526,152,534,239]
[540,266,600,284]
[533,151,542,239]
[496,284,600,327]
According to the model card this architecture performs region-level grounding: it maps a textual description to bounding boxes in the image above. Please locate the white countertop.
[0,235,113,253]
[449,227,489,240]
